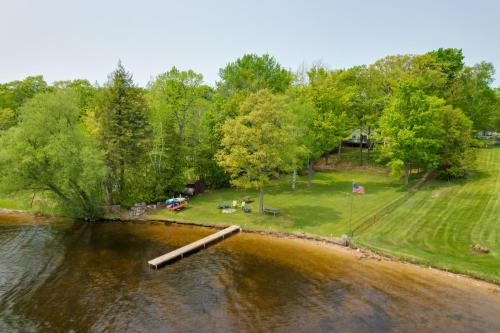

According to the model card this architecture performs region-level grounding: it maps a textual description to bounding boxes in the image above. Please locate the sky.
[1,0,499,87]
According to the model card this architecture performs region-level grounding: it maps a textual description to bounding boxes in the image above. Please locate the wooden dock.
[148,225,241,269]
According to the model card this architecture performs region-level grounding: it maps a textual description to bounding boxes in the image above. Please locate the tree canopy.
[0,50,498,217]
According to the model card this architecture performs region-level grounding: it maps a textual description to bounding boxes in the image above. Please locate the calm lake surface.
[0,214,499,333]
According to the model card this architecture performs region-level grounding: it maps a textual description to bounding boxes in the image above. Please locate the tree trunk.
[324,153,329,165]
[367,127,371,160]
[359,131,363,166]
[337,141,342,159]
[292,168,297,190]
[46,182,71,204]
[404,161,409,186]
[259,187,264,214]
[30,192,36,208]
[106,176,113,205]
[118,159,125,195]
[307,160,313,188]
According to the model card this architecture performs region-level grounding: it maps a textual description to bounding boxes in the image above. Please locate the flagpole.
[349,181,354,239]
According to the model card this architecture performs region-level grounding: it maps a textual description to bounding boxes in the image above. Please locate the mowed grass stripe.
[357,147,500,282]
[146,148,498,282]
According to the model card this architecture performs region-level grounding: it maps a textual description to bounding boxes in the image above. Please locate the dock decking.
[148,225,241,269]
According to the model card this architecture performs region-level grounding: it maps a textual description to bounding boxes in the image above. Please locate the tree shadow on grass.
[416,169,493,194]
[283,205,341,229]
[265,179,403,196]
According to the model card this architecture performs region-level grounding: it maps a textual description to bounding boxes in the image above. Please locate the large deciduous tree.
[0,75,48,130]
[0,89,106,219]
[307,67,352,165]
[437,105,474,178]
[447,62,498,131]
[379,82,443,185]
[217,54,294,94]
[216,90,300,214]
[147,67,211,196]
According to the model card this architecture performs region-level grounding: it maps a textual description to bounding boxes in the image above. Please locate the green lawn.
[149,147,500,283]
[2,148,498,282]
[149,168,409,237]
[0,194,33,211]
[355,147,500,282]
[0,192,55,213]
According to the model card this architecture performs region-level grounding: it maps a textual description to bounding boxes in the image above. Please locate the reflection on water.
[0,214,499,332]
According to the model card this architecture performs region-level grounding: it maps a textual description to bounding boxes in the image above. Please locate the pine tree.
[96,62,150,204]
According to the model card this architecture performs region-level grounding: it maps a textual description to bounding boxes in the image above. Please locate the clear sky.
[1,0,499,86]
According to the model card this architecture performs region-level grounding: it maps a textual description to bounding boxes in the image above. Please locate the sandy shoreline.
[1,209,499,290]
[142,217,500,291]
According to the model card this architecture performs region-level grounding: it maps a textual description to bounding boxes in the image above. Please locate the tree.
[52,79,96,113]
[0,76,48,129]
[437,105,474,178]
[307,67,352,164]
[0,108,15,130]
[428,48,464,85]
[494,88,500,131]
[447,62,498,131]
[216,90,300,213]
[284,87,314,189]
[0,89,106,219]
[379,82,443,185]
[207,54,295,188]
[217,54,294,94]
[147,67,211,196]
[95,62,150,204]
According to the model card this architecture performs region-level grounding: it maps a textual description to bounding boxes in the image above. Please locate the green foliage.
[0,76,48,129]
[0,49,496,215]
[52,79,96,112]
[447,62,498,131]
[216,90,303,212]
[0,108,15,130]
[217,54,294,94]
[95,62,151,204]
[306,68,353,158]
[0,89,106,219]
[0,75,48,110]
[379,82,444,184]
[428,48,464,83]
[437,105,474,178]
[148,67,213,196]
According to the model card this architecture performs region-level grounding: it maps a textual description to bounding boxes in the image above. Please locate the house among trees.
[476,130,496,140]
[344,128,375,148]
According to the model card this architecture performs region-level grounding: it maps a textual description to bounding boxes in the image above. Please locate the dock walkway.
[148,225,241,269]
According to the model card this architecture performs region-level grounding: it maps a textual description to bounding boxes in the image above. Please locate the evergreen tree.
[95,62,150,204]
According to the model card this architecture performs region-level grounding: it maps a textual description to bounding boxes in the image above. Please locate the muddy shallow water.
[0,214,499,332]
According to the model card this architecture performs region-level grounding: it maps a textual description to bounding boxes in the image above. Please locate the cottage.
[344,128,375,148]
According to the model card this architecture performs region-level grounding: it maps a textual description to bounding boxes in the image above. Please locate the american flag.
[352,182,365,194]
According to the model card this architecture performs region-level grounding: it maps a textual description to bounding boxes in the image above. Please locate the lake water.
[0,213,499,332]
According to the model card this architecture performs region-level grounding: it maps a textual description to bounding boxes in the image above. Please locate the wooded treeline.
[0,49,499,218]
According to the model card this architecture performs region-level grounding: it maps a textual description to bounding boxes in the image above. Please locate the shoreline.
[144,218,500,293]
[110,215,500,289]
[1,208,499,289]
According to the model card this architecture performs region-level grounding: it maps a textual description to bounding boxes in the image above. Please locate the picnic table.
[264,207,280,216]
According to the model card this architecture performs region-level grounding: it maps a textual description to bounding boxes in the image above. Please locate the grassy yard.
[355,147,500,282]
[149,168,409,237]
[150,147,500,283]
[0,193,33,211]
[0,192,56,213]
[1,148,498,282]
